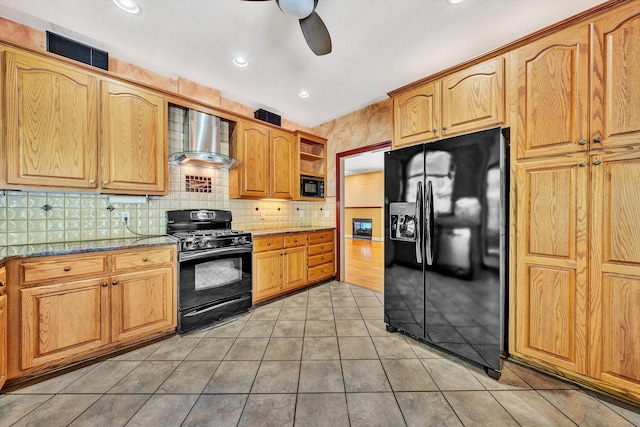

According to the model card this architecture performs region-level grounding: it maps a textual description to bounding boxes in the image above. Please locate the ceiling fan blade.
[299,11,332,55]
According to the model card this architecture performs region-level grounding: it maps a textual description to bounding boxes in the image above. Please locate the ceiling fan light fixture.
[298,90,310,98]
[113,0,141,14]
[233,57,249,68]
[277,0,315,19]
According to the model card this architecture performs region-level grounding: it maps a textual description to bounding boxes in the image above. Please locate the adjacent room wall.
[343,171,384,240]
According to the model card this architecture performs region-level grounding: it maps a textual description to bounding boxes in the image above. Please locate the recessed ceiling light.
[233,57,249,68]
[298,90,310,98]
[113,0,141,14]
[446,0,465,4]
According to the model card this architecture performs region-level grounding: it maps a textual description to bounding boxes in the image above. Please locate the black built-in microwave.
[300,177,325,198]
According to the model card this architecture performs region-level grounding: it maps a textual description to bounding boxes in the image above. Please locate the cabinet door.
[514,156,588,374]
[589,150,640,398]
[515,25,590,159]
[4,51,98,188]
[271,129,294,198]
[441,56,504,137]
[20,278,109,371]
[591,4,640,150]
[100,80,167,195]
[110,267,175,343]
[283,246,307,290]
[393,81,441,149]
[0,294,6,390]
[253,250,283,303]
[238,122,270,197]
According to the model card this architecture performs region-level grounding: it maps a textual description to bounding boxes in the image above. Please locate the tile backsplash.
[0,107,334,247]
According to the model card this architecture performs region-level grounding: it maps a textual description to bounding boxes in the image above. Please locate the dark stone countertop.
[0,235,178,263]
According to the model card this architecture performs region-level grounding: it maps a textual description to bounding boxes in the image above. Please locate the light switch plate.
[324,210,330,218]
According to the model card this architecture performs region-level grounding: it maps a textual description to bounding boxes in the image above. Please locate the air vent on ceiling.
[46,31,108,71]
[254,109,281,127]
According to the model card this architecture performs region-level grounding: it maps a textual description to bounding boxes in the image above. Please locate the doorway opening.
[336,141,390,293]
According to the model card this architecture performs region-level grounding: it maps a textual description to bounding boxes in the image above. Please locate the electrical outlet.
[121,211,130,223]
[260,211,265,220]
[299,210,304,218]
[324,210,330,218]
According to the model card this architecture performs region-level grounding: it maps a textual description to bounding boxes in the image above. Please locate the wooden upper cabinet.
[3,50,98,189]
[589,150,640,399]
[514,156,588,374]
[100,80,167,195]
[270,129,294,198]
[230,121,294,199]
[591,5,640,150]
[233,121,270,198]
[515,25,590,159]
[441,56,505,137]
[393,81,441,148]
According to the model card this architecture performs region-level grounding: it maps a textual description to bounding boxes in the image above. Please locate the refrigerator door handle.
[415,181,423,263]
[425,180,435,266]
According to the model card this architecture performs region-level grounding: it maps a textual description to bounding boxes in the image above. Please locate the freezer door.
[384,144,425,340]
[422,128,504,372]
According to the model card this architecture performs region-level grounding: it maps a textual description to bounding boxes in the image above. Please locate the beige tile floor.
[1,280,640,426]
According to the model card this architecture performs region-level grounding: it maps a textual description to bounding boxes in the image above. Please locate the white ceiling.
[0,0,606,128]
[344,148,389,176]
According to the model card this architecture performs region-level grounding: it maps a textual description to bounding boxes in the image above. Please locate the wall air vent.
[46,31,108,71]
[254,108,281,127]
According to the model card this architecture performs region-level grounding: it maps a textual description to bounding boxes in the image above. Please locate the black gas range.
[167,209,253,334]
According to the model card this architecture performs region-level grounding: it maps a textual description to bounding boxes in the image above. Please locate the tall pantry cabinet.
[513,2,640,402]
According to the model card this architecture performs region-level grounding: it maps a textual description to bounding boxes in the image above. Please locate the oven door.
[178,246,252,311]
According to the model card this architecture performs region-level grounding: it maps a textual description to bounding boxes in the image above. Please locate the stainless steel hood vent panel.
[169,109,240,169]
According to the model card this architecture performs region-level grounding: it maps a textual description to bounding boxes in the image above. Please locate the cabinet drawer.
[284,234,307,248]
[308,262,334,282]
[308,231,334,245]
[253,236,284,252]
[112,248,173,272]
[21,255,107,285]
[308,243,333,256]
[309,252,334,268]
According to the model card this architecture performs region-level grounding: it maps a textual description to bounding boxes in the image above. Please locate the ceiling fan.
[245,0,332,56]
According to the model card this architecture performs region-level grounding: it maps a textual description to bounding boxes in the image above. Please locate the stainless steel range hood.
[169,109,240,169]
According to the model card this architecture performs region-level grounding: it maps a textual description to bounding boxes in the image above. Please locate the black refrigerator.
[384,127,508,377]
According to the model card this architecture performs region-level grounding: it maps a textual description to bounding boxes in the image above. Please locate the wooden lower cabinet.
[588,150,640,401]
[20,278,109,371]
[0,293,7,390]
[110,267,174,343]
[514,149,640,402]
[253,250,284,303]
[307,230,335,283]
[253,230,334,303]
[283,247,308,290]
[6,245,176,381]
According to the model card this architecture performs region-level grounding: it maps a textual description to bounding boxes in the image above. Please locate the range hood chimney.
[169,109,240,169]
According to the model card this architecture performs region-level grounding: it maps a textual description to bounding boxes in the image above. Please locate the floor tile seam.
[3,393,56,426]
[105,359,184,396]
[440,389,501,427]
[487,389,578,426]
[70,392,153,427]
[533,387,630,426]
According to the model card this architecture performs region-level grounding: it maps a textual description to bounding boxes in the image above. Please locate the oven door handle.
[179,245,253,262]
[184,294,252,317]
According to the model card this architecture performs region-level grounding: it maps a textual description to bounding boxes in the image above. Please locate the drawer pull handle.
[578,139,587,145]
[294,239,298,243]
[0,280,4,287]
[321,257,325,260]
[101,283,108,287]
[103,180,109,185]
[112,281,119,286]
[63,266,71,272]
[267,242,271,246]
[594,136,602,143]
[142,257,149,262]
[593,160,602,166]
